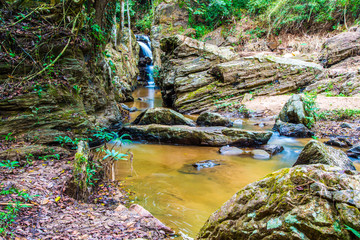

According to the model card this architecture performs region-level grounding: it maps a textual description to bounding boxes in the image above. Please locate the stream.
[113,86,355,238]
[112,37,360,239]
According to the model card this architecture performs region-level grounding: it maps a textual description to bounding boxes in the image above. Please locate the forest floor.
[0,153,173,239]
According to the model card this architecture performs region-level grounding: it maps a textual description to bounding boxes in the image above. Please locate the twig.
[0,202,34,207]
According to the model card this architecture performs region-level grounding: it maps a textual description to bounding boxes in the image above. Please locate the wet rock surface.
[219,146,244,155]
[132,107,196,126]
[274,120,314,138]
[347,144,360,159]
[178,160,222,174]
[122,124,273,147]
[251,149,271,160]
[196,112,233,127]
[198,164,360,240]
[262,144,284,156]
[325,137,352,148]
[293,140,355,170]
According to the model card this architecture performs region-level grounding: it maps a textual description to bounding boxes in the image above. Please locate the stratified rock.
[157,35,322,114]
[196,112,233,127]
[198,164,360,239]
[347,144,360,159]
[132,107,195,126]
[319,32,360,67]
[273,120,314,138]
[122,124,272,147]
[262,145,284,156]
[278,94,310,126]
[293,140,355,170]
[219,146,244,155]
[251,149,271,160]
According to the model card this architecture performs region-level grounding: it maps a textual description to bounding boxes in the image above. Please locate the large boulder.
[157,35,322,114]
[132,107,195,126]
[273,120,314,138]
[198,164,360,239]
[278,94,309,126]
[319,32,360,67]
[347,143,360,159]
[293,140,355,170]
[196,112,233,127]
[122,124,272,147]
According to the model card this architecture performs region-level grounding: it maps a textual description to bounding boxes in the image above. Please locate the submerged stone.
[251,149,271,160]
[219,146,244,155]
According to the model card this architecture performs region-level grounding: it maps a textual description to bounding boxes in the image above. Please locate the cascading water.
[136,35,155,88]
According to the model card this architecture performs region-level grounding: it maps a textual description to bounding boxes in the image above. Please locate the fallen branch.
[0,202,34,207]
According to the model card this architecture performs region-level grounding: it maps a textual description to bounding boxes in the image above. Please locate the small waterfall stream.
[137,35,155,87]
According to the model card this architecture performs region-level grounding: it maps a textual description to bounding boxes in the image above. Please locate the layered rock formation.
[133,107,195,126]
[198,164,360,239]
[157,35,323,114]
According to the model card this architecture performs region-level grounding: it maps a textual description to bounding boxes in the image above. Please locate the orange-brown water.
[114,87,360,239]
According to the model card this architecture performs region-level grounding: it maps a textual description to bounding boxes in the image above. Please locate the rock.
[357,127,360,131]
[202,27,225,46]
[262,145,284,156]
[129,204,174,234]
[114,204,127,212]
[192,160,221,170]
[319,32,360,67]
[122,124,273,147]
[347,144,360,159]
[242,93,253,102]
[273,120,314,138]
[251,149,271,160]
[325,137,352,148]
[157,36,322,114]
[198,164,360,240]
[293,140,355,170]
[219,146,244,155]
[233,119,243,127]
[278,94,310,127]
[132,107,196,126]
[196,112,233,127]
[340,122,353,129]
[129,107,138,112]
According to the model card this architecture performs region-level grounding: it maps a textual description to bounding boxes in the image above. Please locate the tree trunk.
[127,0,132,55]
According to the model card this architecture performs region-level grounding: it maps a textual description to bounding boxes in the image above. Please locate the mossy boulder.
[122,124,272,147]
[278,94,310,127]
[132,107,195,126]
[293,140,355,170]
[196,112,233,127]
[198,164,360,239]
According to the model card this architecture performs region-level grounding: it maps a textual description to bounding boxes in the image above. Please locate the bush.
[247,0,360,33]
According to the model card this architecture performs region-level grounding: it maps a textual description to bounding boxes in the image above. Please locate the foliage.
[0,160,20,170]
[55,136,90,149]
[246,0,360,33]
[302,92,318,128]
[317,109,360,121]
[0,187,36,236]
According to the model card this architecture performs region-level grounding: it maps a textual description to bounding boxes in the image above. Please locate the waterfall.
[136,35,155,87]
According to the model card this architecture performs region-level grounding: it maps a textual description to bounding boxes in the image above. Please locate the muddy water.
[115,87,360,238]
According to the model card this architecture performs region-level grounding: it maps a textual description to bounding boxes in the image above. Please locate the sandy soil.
[244,95,360,115]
